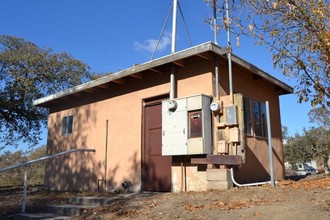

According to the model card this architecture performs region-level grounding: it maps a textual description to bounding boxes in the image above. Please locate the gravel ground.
[79,174,330,220]
[1,174,329,220]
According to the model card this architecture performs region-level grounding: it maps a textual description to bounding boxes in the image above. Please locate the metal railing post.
[22,166,28,212]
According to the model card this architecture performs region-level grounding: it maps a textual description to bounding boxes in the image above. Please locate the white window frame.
[62,115,73,136]
[243,97,268,138]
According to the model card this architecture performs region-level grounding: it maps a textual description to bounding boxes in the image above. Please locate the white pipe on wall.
[230,168,276,187]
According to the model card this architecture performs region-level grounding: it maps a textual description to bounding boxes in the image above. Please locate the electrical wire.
[178,1,193,47]
[151,0,193,60]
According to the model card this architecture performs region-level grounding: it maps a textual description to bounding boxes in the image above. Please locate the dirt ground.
[1,174,329,220]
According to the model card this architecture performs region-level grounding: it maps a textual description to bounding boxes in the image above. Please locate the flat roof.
[34,42,293,107]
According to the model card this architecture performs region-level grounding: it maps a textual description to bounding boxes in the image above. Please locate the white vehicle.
[296,160,318,175]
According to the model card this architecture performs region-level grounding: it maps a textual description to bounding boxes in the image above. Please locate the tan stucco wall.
[219,61,285,183]
[46,60,214,191]
[45,57,286,191]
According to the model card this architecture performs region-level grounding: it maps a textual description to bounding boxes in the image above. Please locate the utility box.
[162,94,212,155]
[225,105,238,126]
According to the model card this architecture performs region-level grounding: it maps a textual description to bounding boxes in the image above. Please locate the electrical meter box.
[162,94,212,155]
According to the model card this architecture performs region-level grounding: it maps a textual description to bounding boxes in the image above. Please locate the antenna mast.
[170,0,178,99]
[213,0,218,45]
[225,0,233,104]
[171,0,178,54]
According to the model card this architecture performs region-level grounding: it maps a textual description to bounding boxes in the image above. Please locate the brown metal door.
[143,98,171,192]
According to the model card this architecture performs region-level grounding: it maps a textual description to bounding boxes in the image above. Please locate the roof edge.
[34,42,223,107]
[33,42,293,107]
[229,54,293,95]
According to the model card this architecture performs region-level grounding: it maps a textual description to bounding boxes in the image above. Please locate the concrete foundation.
[206,168,233,190]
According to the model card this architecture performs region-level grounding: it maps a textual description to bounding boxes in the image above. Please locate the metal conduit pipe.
[230,168,276,187]
[215,57,219,100]
[170,66,176,99]
[227,52,233,103]
[215,57,221,124]
[105,119,109,190]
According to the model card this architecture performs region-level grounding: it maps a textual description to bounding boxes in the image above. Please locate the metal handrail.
[0,148,95,173]
[0,148,95,213]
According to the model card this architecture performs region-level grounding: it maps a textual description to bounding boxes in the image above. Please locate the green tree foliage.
[284,129,315,169]
[0,145,46,187]
[284,107,329,172]
[308,106,330,173]
[282,125,289,141]
[0,35,92,150]
[206,0,329,107]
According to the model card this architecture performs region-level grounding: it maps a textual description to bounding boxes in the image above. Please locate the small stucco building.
[34,42,292,192]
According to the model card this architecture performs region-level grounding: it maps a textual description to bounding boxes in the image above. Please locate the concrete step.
[69,196,112,205]
[46,204,99,216]
[15,212,70,220]
[14,193,142,219]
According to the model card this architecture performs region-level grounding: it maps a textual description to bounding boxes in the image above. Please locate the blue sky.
[0,0,313,151]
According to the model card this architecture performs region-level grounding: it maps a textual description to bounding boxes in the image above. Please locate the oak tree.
[0,35,92,150]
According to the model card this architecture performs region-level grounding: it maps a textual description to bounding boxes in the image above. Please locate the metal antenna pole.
[225,0,233,104]
[213,0,218,45]
[171,0,178,54]
[170,0,178,100]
